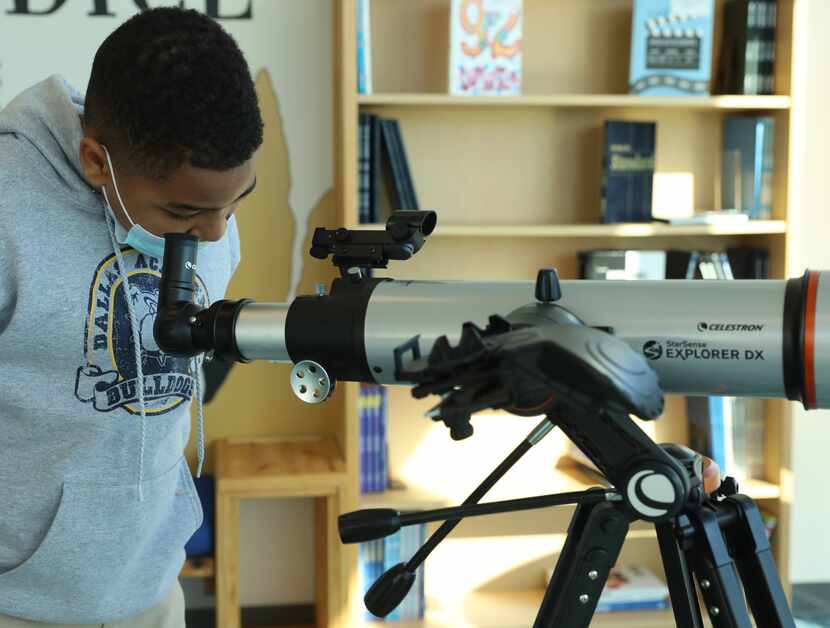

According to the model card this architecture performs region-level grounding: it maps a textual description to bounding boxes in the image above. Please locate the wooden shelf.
[180,556,214,579]
[356,590,704,628]
[359,484,451,511]
[215,436,347,496]
[359,93,791,111]
[352,221,788,238]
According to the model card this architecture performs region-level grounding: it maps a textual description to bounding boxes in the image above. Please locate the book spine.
[392,120,419,210]
[373,387,382,492]
[381,119,406,210]
[359,386,367,493]
[601,120,655,224]
[709,396,727,473]
[356,0,372,95]
[383,530,401,620]
[595,599,670,613]
[379,386,388,492]
[760,117,774,220]
[358,114,372,224]
[369,114,383,223]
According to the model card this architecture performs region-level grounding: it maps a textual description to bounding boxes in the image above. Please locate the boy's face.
[79,136,257,243]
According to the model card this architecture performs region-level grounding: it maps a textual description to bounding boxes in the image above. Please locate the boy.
[0,7,262,626]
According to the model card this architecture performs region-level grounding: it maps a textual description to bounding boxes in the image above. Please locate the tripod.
[338,271,796,627]
[342,413,795,628]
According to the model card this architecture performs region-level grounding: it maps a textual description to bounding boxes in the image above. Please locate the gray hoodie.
[0,75,240,623]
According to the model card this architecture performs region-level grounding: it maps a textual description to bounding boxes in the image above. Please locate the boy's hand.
[702,456,721,494]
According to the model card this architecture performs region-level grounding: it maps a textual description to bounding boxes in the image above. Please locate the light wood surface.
[356,589,711,628]
[352,222,788,238]
[359,93,791,110]
[214,436,350,628]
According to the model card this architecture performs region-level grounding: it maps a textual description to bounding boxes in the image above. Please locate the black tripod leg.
[656,518,705,628]
[533,500,629,628]
[686,506,753,628]
[724,495,796,628]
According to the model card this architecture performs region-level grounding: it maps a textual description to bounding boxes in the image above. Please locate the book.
[726,246,770,279]
[668,210,750,225]
[358,524,427,621]
[544,564,669,612]
[722,115,775,219]
[369,114,383,222]
[358,113,374,223]
[686,396,765,481]
[357,0,373,94]
[601,120,656,224]
[359,384,388,493]
[715,0,777,95]
[629,0,716,96]
[379,118,420,212]
[578,249,716,280]
[449,0,523,96]
[579,250,668,280]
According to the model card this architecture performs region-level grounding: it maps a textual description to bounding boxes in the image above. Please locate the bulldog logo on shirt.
[74,249,210,415]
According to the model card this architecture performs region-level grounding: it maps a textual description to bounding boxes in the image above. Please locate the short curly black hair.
[84,7,264,180]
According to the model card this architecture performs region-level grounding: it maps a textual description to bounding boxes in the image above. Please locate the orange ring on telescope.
[804,271,819,409]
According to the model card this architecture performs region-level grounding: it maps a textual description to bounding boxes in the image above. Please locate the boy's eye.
[164,209,194,222]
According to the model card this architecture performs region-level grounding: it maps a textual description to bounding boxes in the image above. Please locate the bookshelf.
[358,93,792,109]
[333,0,797,625]
[355,221,788,237]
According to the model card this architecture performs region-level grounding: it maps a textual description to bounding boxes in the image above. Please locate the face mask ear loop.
[101,145,138,229]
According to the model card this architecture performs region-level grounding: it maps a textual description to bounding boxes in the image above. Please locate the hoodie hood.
[0,74,101,214]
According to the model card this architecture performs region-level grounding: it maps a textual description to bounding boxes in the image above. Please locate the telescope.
[155,211,818,628]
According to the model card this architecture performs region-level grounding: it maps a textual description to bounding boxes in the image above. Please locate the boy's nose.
[188,214,227,242]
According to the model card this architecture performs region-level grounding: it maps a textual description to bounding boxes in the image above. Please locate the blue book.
[629,0,715,96]
[687,396,728,475]
[367,388,377,493]
[709,396,727,473]
[378,386,388,492]
[383,531,402,620]
[602,121,656,223]
[596,599,670,612]
[359,386,366,493]
[722,115,774,219]
[356,0,372,95]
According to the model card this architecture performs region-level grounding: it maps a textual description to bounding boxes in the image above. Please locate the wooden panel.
[217,436,345,482]
[426,223,788,237]
[216,494,241,628]
[363,105,750,225]
[371,0,633,95]
[360,94,792,109]
[315,497,329,628]
[374,234,774,282]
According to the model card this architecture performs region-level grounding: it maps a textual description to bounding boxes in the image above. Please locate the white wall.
[786,0,830,584]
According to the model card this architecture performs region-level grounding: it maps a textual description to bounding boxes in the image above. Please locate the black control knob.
[536,268,562,303]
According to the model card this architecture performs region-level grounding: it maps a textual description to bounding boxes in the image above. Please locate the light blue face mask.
[100,145,222,259]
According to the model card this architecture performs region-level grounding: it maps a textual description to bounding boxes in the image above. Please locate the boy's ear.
[79,137,110,189]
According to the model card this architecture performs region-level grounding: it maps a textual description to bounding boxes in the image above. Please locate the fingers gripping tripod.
[338,271,796,628]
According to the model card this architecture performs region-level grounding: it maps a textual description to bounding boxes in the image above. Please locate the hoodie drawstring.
[104,211,148,502]
[104,210,208,499]
[193,355,206,479]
